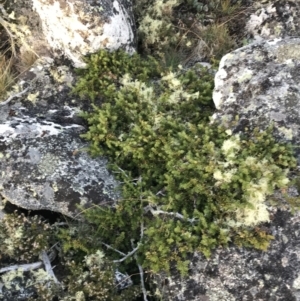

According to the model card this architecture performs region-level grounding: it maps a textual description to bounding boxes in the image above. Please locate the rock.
[246,0,300,42]
[3,0,136,68]
[212,37,300,159]
[0,58,119,218]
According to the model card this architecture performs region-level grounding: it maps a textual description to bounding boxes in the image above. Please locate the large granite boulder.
[0,0,136,217]
[2,0,136,67]
[212,37,300,159]
[0,58,119,218]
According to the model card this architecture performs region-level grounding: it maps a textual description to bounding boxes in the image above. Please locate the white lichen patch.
[233,159,289,227]
[162,72,182,89]
[1,270,24,290]
[84,250,105,267]
[38,153,60,177]
[214,133,291,228]
[225,129,232,136]
[121,74,155,101]
[75,291,85,301]
[14,226,24,239]
[52,182,59,192]
[237,68,253,83]
[206,287,235,301]
[293,274,300,290]
[32,268,52,281]
[161,71,199,104]
[50,66,74,84]
[213,168,237,185]
[235,196,270,227]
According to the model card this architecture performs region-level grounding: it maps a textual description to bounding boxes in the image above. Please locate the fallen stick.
[0,249,59,285]
[0,87,29,106]
[40,250,59,284]
[131,239,148,301]
[0,262,42,274]
[144,205,197,223]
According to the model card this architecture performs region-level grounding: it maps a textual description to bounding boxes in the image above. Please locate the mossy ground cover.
[71,49,297,277]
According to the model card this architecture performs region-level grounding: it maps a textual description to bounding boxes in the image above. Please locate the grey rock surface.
[0,58,119,218]
[212,37,300,160]
[246,0,300,42]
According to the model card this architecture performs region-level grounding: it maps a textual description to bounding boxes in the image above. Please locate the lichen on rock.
[212,37,300,159]
[0,58,120,217]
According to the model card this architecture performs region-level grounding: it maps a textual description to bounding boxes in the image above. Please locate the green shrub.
[73,49,297,274]
[72,49,163,101]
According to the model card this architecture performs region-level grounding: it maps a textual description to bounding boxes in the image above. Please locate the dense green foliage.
[1,48,296,300]
[73,49,163,101]
[73,49,297,274]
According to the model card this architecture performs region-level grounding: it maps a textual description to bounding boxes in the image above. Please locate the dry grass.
[195,23,235,60]
[218,0,242,17]
[0,44,40,101]
[172,0,249,65]
[0,48,15,100]
[0,19,39,101]
[0,16,18,100]
[16,49,38,74]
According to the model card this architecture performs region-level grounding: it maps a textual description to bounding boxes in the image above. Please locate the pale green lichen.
[278,126,293,140]
[84,250,105,267]
[38,153,60,176]
[230,155,289,227]
[237,68,253,83]
[221,135,241,161]
[213,168,236,184]
[138,0,182,55]
[1,269,24,290]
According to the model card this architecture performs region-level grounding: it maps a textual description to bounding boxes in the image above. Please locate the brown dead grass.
[0,22,40,101]
[15,49,39,74]
[0,48,15,100]
[194,23,236,60]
